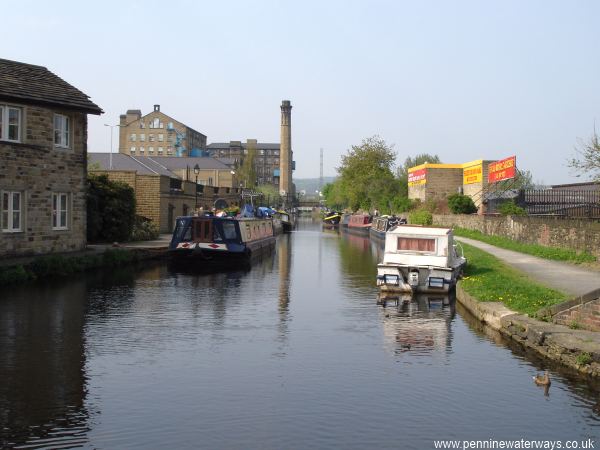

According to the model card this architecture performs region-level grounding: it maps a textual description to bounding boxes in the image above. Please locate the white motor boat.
[376,225,466,293]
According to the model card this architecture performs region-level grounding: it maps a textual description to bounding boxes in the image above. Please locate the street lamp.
[104,123,121,170]
[194,164,200,210]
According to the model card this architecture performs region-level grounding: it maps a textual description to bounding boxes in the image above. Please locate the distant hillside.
[294,177,336,195]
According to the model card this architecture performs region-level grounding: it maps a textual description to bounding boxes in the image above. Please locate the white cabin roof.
[387,225,452,237]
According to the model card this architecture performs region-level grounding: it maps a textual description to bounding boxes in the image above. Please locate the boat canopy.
[382,226,460,269]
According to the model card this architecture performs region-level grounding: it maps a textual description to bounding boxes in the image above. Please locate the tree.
[568,130,600,181]
[397,153,441,196]
[87,174,136,242]
[238,141,257,187]
[335,136,398,211]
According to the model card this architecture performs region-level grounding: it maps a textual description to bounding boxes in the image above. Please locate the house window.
[159,122,164,129]
[2,191,22,232]
[149,134,155,142]
[208,177,213,186]
[54,114,70,148]
[130,146,136,153]
[158,147,164,154]
[158,134,164,142]
[148,146,154,154]
[140,121,145,129]
[0,105,22,142]
[140,133,145,142]
[167,122,174,130]
[130,133,137,141]
[167,147,173,155]
[52,193,69,230]
[274,150,279,156]
[139,146,145,154]
[153,118,160,128]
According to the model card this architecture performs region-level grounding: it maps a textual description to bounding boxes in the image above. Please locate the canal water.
[1,219,599,449]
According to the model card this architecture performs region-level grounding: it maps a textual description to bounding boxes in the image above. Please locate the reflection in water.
[0,280,89,449]
[1,221,599,448]
[379,293,455,356]
[277,233,292,346]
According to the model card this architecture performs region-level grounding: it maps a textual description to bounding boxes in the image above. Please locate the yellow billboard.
[463,163,483,185]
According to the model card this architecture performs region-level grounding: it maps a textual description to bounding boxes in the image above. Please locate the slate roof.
[208,142,280,150]
[0,58,102,114]
[88,154,233,177]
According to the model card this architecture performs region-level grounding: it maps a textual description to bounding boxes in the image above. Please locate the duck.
[533,371,551,386]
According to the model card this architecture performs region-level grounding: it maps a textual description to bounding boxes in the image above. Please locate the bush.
[87,174,136,243]
[499,200,526,216]
[130,216,160,241]
[409,209,433,225]
[448,193,477,214]
[390,196,414,213]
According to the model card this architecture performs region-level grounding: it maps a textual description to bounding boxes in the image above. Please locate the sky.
[3,0,600,183]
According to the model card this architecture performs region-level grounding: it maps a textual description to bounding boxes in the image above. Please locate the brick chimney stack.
[279,100,292,196]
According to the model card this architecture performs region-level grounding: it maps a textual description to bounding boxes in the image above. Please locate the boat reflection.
[378,291,456,356]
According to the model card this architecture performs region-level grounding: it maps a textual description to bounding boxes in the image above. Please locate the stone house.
[0,58,102,257]
[88,153,242,233]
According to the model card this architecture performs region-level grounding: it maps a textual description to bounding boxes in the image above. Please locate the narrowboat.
[340,213,351,229]
[322,211,342,229]
[369,216,406,241]
[344,214,372,236]
[276,210,296,233]
[376,226,466,294]
[169,215,276,264]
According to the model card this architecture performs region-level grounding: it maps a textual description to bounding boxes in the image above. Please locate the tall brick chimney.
[279,100,292,196]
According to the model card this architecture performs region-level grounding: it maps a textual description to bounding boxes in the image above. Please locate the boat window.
[174,219,191,241]
[397,237,435,253]
[222,221,237,240]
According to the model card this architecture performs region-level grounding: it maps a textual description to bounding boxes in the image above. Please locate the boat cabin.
[382,226,461,268]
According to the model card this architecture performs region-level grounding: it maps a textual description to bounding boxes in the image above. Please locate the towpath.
[456,236,600,297]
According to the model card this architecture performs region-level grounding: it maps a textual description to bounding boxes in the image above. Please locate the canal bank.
[455,236,600,377]
[0,234,171,285]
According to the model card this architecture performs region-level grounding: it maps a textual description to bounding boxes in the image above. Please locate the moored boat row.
[323,210,466,296]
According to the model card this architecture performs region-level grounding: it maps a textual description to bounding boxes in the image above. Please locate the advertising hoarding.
[488,156,516,183]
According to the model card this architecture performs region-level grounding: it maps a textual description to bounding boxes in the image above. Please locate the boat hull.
[376,264,464,294]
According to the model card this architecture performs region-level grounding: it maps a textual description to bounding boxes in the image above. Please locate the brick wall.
[433,214,600,258]
[1,103,88,257]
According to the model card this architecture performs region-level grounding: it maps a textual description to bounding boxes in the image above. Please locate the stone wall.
[1,103,88,257]
[433,214,600,258]
[554,298,600,332]
[92,170,241,233]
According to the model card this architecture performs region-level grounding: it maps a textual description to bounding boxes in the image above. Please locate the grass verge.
[460,242,567,316]
[453,227,596,264]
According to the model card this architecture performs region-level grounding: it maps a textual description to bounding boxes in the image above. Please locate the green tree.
[397,153,441,196]
[238,141,257,187]
[336,135,398,211]
[568,130,600,181]
[87,174,136,242]
[256,183,279,206]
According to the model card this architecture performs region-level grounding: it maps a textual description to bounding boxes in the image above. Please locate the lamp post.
[194,164,200,210]
[103,123,121,170]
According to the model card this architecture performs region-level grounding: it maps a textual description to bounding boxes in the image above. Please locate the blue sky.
[3,0,600,183]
